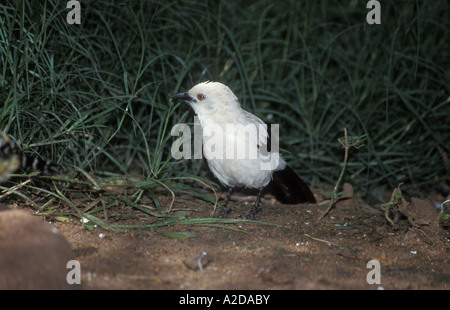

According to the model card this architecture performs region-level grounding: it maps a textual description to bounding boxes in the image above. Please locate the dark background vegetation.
[1,0,448,207]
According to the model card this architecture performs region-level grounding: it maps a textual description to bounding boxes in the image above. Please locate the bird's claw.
[237,205,261,220]
[216,206,231,219]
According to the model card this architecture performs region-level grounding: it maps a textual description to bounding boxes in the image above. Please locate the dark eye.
[197,94,205,101]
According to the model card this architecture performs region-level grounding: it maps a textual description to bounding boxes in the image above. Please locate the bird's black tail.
[270,165,316,204]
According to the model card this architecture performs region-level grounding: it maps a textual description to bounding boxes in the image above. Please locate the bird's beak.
[169,92,194,102]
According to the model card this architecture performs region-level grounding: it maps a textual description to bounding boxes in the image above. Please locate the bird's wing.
[242,110,282,154]
[240,110,286,171]
[241,110,268,148]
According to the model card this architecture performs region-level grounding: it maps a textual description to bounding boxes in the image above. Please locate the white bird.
[169,81,316,219]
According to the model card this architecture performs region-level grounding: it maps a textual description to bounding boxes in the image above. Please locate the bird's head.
[169,81,241,118]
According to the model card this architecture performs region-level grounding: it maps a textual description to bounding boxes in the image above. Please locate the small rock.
[184,251,211,271]
[0,210,76,289]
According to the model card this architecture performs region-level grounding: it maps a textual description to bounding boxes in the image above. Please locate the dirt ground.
[1,182,449,290]
[40,184,449,290]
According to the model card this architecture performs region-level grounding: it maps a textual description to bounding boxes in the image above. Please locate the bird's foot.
[237,205,261,220]
[216,205,231,219]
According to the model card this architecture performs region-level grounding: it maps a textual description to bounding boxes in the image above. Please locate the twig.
[303,233,340,246]
[317,128,365,221]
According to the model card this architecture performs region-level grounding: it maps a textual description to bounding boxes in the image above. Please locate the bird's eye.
[197,94,205,101]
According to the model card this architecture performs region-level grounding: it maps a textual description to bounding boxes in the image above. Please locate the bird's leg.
[217,187,233,218]
[239,188,263,220]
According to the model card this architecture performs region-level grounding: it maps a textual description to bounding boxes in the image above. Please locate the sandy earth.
[1,183,449,290]
[56,187,449,290]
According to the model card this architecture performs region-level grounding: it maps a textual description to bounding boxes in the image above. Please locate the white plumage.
[187,81,285,189]
[170,81,315,219]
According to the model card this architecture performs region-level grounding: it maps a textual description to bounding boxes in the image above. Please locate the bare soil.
[44,185,449,290]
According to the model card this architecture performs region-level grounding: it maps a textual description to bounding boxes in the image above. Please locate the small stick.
[317,128,365,221]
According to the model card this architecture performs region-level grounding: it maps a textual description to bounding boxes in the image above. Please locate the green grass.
[0,0,448,226]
